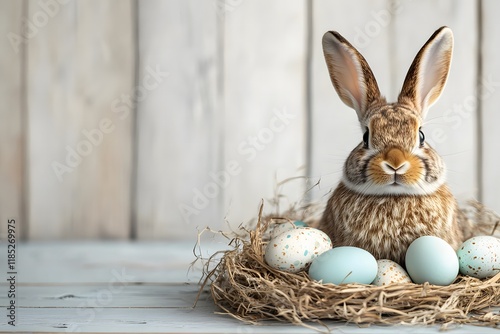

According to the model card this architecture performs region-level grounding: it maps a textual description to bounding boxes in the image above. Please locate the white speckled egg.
[264,227,332,273]
[405,236,459,286]
[372,259,412,286]
[457,236,500,279]
[308,246,378,285]
[270,220,308,238]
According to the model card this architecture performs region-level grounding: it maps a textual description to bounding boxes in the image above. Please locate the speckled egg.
[405,236,459,286]
[372,259,412,286]
[457,236,500,279]
[264,227,332,273]
[308,246,378,285]
[270,220,308,238]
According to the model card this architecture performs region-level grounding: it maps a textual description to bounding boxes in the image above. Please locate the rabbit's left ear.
[322,31,382,121]
[398,26,453,118]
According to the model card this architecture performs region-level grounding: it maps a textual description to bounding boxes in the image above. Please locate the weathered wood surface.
[134,0,221,239]
[481,0,500,213]
[0,242,497,333]
[26,0,135,239]
[0,1,24,238]
[0,0,497,240]
[222,0,308,228]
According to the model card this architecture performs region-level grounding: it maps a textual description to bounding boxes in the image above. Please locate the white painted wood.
[0,1,493,241]
[223,0,307,228]
[0,1,24,238]
[391,0,478,202]
[481,0,500,215]
[0,284,198,308]
[134,0,221,239]
[27,0,135,238]
[3,241,206,284]
[309,0,393,201]
[1,303,497,333]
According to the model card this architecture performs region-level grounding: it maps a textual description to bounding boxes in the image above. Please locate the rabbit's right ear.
[322,31,382,121]
[398,27,453,118]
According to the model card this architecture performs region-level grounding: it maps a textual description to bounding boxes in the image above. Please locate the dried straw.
[198,200,500,329]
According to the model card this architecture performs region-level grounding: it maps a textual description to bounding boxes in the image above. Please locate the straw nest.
[198,199,500,330]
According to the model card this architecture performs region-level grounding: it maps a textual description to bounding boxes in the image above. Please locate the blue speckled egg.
[264,227,332,273]
[405,236,459,286]
[457,236,500,279]
[308,246,378,285]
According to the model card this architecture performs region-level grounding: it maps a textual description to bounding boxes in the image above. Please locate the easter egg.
[457,236,500,279]
[308,246,377,285]
[405,236,459,286]
[270,220,308,238]
[372,259,412,286]
[264,227,332,273]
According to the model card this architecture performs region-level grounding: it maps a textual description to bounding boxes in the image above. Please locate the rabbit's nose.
[382,148,410,174]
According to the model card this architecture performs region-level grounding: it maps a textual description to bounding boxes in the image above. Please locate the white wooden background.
[0,0,499,241]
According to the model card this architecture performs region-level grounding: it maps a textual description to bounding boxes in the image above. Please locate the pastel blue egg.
[308,246,377,285]
[405,236,459,286]
[293,221,308,227]
[457,236,500,279]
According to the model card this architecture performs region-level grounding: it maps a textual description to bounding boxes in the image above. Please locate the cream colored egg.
[372,259,412,286]
[270,221,308,238]
[264,227,332,273]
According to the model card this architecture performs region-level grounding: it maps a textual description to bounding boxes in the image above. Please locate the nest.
[198,199,500,330]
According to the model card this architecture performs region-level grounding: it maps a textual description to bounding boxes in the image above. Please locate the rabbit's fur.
[318,27,464,265]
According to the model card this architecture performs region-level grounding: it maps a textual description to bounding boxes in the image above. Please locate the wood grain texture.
[0,1,24,238]
[391,0,479,202]
[223,0,307,228]
[480,0,500,214]
[5,241,203,284]
[0,284,198,308]
[309,0,393,201]
[27,0,135,239]
[134,0,221,239]
[0,1,492,241]
[1,306,496,333]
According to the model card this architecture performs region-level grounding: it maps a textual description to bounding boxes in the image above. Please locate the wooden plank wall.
[481,0,500,213]
[0,0,496,240]
[27,0,135,239]
[0,1,25,238]
[134,0,221,239]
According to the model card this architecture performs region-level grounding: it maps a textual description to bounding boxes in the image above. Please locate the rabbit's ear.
[322,31,382,120]
[398,26,453,118]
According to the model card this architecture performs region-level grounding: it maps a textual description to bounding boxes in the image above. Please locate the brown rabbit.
[318,26,464,265]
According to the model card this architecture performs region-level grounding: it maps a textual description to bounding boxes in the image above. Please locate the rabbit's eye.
[363,129,369,148]
[419,129,425,147]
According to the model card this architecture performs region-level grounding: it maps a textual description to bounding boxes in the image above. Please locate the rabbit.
[317,26,465,266]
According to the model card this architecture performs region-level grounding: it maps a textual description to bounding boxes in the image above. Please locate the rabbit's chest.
[320,183,459,264]
[331,197,436,263]
[338,197,431,242]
